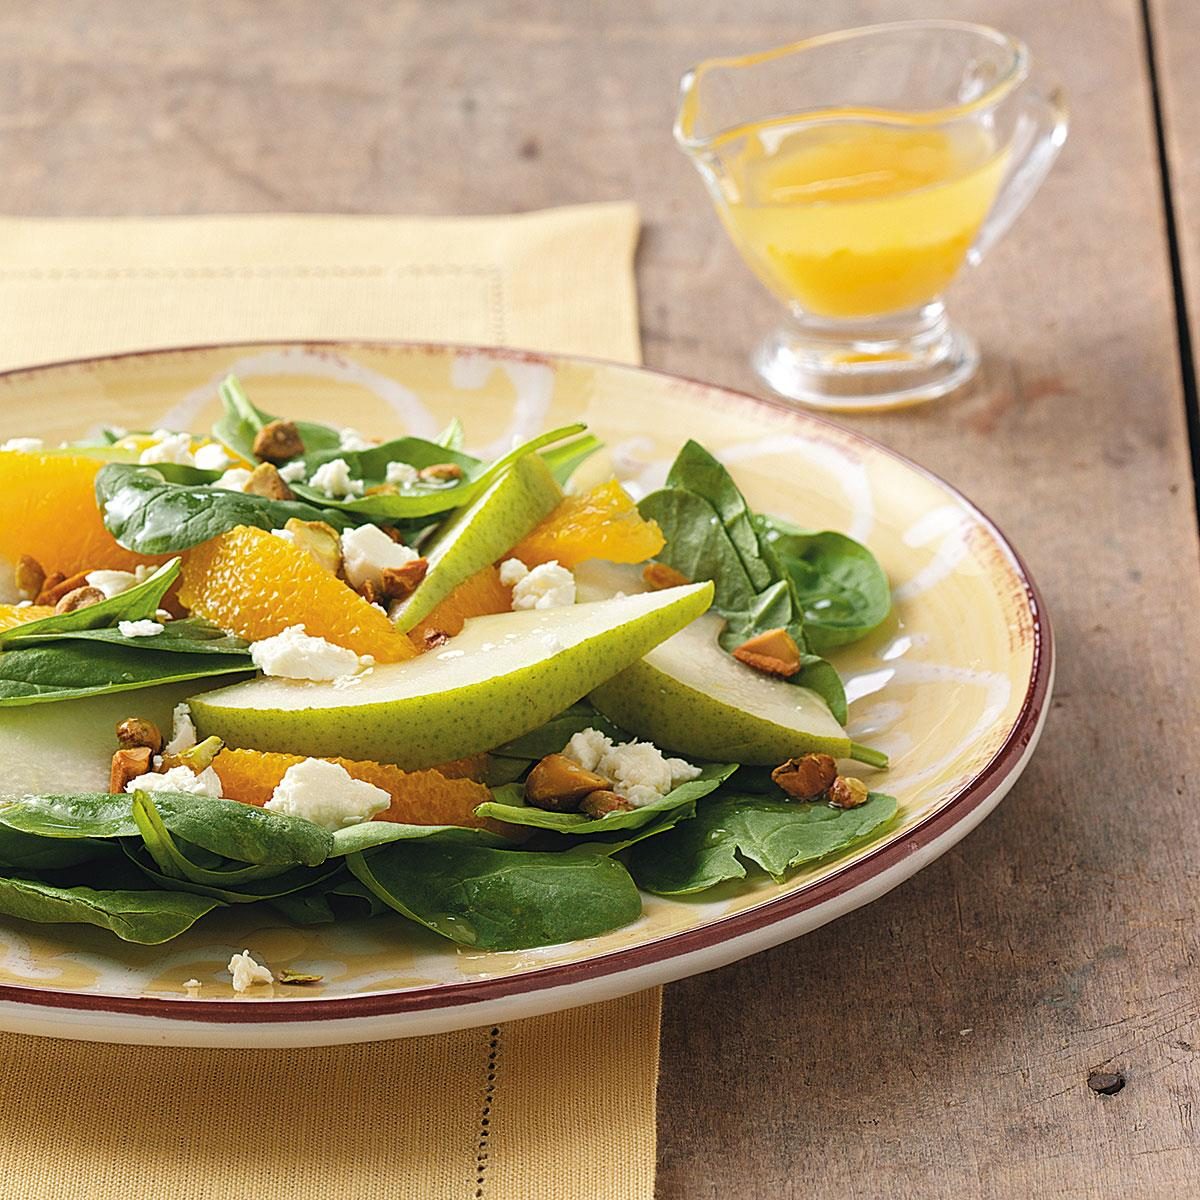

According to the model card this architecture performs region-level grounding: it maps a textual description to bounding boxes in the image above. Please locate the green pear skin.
[190,583,714,769]
[590,613,853,764]
[392,453,562,632]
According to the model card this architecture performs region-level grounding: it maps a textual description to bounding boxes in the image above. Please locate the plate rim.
[0,338,1053,1027]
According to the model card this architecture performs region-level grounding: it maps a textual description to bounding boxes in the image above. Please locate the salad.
[0,377,897,960]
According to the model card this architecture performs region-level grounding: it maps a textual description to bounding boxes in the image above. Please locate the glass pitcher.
[675,21,1068,411]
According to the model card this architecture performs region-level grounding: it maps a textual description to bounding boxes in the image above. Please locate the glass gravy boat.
[675,21,1068,411]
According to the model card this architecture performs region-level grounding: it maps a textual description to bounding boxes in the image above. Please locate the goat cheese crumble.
[499,558,576,610]
[249,624,366,681]
[164,702,198,756]
[193,442,234,471]
[278,461,307,483]
[84,564,156,599]
[264,758,391,829]
[385,461,420,487]
[124,765,225,798]
[340,524,419,590]
[138,430,195,466]
[210,466,254,492]
[117,619,164,638]
[227,950,273,992]
[1,437,44,453]
[338,427,374,452]
[563,728,701,808]
[307,458,364,499]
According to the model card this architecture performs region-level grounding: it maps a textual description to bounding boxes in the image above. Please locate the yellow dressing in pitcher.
[719,117,1009,318]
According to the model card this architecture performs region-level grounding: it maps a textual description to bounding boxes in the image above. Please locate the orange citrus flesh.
[408,564,513,642]
[0,450,165,578]
[510,479,665,569]
[0,603,54,632]
[178,525,417,662]
[212,749,505,833]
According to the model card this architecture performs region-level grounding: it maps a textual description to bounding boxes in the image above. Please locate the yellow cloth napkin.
[0,204,660,1200]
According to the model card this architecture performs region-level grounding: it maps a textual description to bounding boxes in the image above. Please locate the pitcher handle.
[969,82,1069,266]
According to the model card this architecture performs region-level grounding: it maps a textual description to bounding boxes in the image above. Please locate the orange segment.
[510,479,665,569]
[178,525,417,662]
[0,450,164,578]
[409,564,513,642]
[0,603,54,632]
[212,749,504,832]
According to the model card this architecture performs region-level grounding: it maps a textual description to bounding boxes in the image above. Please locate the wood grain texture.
[1,1,1198,1196]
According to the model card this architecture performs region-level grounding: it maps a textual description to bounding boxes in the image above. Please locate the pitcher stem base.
[752,304,979,412]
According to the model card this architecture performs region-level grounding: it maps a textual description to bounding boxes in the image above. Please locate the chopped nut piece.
[580,789,636,819]
[279,518,342,575]
[642,561,690,590]
[771,753,838,800]
[243,462,295,501]
[732,628,802,678]
[252,419,305,464]
[525,753,613,812]
[39,571,91,607]
[377,558,429,601]
[423,629,449,649]
[109,746,153,794]
[54,585,106,614]
[365,482,399,496]
[161,735,223,773]
[34,571,65,604]
[15,554,45,601]
[116,717,164,755]
[277,969,324,985]
[827,775,870,809]
[418,462,464,483]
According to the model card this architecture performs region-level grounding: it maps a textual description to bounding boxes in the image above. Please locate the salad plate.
[0,340,1051,1046]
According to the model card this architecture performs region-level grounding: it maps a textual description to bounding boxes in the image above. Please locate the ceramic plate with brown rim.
[0,341,1051,1047]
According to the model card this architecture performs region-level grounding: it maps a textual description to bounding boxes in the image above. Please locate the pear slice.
[392,453,562,633]
[589,612,857,764]
[190,582,714,769]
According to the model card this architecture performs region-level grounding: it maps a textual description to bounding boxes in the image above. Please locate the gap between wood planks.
[1140,0,1200,519]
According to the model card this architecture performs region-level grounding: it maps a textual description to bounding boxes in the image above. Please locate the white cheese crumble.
[117,619,164,638]
[308,458,364,499]
[15,600,32,609]
[278,461,307,483]
[84,563,156,599]
[227,950,273,992]
[1,437,44,453]
[125,765,225,798]
[340,524,419,590]
[193,442,234,471]
[249,624,366,681]
[385,461,420,487]
[210,466,254,492]
[499,558,576,610]
[338,427,374,452]
[183,978,202,990]
[138,430,195,466]
[563,728,701,808]
[164,702,198,755]
[264,758,391,829]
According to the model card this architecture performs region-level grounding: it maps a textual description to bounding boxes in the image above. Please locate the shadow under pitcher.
[675,20,1068,411]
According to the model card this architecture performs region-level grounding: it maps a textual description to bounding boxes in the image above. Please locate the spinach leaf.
[0,559,180,649]
[95,463,354,554]
[124,845,340,904]
[212,375,342,461]
[755,516,891,651]
[637,488,759,612]
[0,876,222,943]
[631,792,898,895]
[347,842,643,949]
[269,877,388,926]
[487,703,628,764]
[329,820,506,857]
[0,792,332,866]
[0,640,253,706]
[540,433,604,486]
[665,441,773,590]
[0,825,112,871]
[289,424,585,523]
[436,417,465,452]
[475,763,738,836]
[8,617,249,656]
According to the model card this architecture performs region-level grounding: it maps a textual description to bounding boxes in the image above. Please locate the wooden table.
[3,2,1198,1194]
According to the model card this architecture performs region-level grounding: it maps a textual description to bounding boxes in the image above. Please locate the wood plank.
[0,2,1197,1196]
